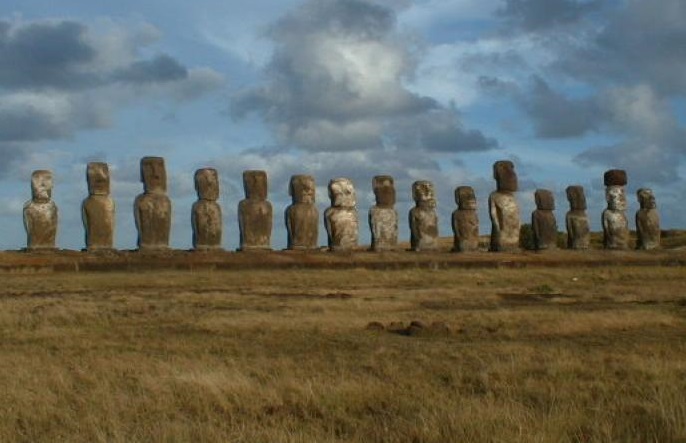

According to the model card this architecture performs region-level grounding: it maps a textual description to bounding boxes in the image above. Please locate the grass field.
[1,267,686,442]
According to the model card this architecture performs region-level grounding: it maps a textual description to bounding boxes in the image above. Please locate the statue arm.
[191,202,198,247]
[237,201,246,248]
[82,200,89,247]
[368,209,375,245]
[23,203,32,246]
[489,195,500,233]
[324,209,332,247]
[601,211,609,233]
[531,211,540,244]
[133,196,141,232]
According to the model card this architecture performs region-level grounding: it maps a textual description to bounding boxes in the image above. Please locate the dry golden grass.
[1,267,686,442]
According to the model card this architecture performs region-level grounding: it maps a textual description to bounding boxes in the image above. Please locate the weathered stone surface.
[134,157,171,250]
[452,186,479,252]
[324,178,358,251]
[494,160,518,192]
[82,162,115,251]
[369,175,398,251]
[565,185,590,250]
[489,161,520,251]
[602,184,629,250]
[604,169,628,187]
[534,189,555,211]
[532,189,558,250]
[24,170,58,250]
[409,180,439,251]
[285,175,319,250]
[566,185,587,210]
[238,170,273,251]
[192,168,222,250]
[636,188,660,250]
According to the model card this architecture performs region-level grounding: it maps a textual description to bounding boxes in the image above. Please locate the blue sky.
[0,0,684,250]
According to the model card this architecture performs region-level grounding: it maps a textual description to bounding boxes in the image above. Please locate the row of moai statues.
[22,158,661,252]
[524,167,659,251]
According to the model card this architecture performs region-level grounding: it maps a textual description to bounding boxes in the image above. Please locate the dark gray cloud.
[575,140,681,185]
[114,54,189,84]
[0,19,223,179]
[573,85,686,185]
[0,143,30,177]
[482,0,686,186]
[0,19,212,91]
[272,0,396,40]
[557,0,686,96]
[0,105,68,142]
[0,20,98,90]
[498,0,600,31]
[520,76,599,138]
[479,75,599,138]
[231,0,497,154]
[390,108,498,152]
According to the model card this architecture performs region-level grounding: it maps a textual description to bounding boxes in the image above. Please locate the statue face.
[195,168,219,201]
[243,170,268,200]
[455,186,476,210]
[566,185,586,210]
[606,186,627,211]
[31,170,53,202]
[141,157,167,193]
[328,178,356,208]
[373,175,395,207]
[535,189,555,210]
[637,188,656,210]
[412,180,436,206]
[493,160,518,192]
[87,162,110,196]
[290,175,315,204]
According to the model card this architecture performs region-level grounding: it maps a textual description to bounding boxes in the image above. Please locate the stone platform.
[0,248,684,273]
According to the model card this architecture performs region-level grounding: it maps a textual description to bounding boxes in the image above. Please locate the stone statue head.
[289,175,315,204]
[493,160,518,192]
[140,157,167,194]
[195,168,219,201]
[535,189,555,210]
[637,188,656,210]
[606,186,627,211]
[243,170,268,200]
[412,180,436,207]
[328,177,356,208]
[566,185,586,211]
[31,170,53,202]
[455,186,477,210]
[87,162,110,196]
[604,169,628,187]
[373,175,395,207]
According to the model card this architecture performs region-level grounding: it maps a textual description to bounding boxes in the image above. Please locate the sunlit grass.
[1,267,686,442]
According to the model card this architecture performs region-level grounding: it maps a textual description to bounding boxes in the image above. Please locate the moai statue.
[602,169,629,250]
[285,175,319,250]
[134,157,172,250]
[192,168,222,250]
[565,185,590,250]
[82,162,115,251]
[369,175,398,251]
[324,178,358,251]
[532,189,558,250]
[409,180,439,251]
[452,186,479,252]
[636,188,660,250]
[23,170,58,251]
[238,170,272,251]
[489,160,520,251]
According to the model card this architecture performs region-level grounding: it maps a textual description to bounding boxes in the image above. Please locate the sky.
[0,0,684,250]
